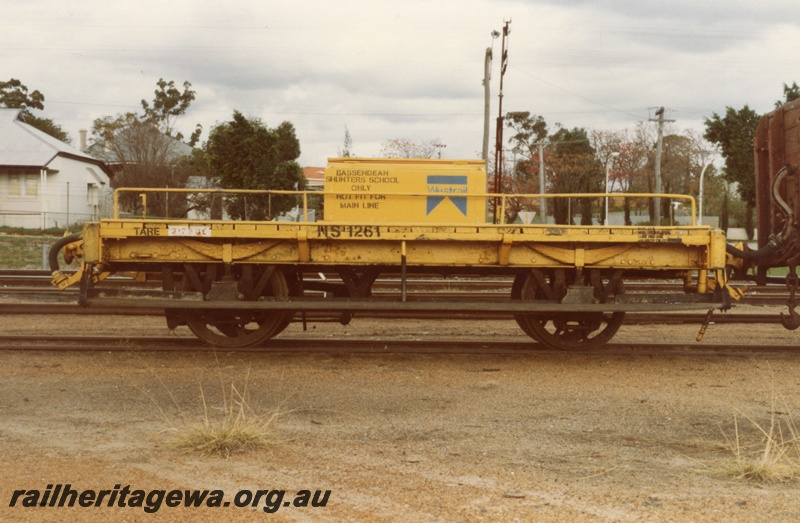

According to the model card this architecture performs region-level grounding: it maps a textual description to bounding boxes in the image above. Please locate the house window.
[87,184,98,205]
[7,174,38,197]
[9,174,21,196]
[25,175,39,196]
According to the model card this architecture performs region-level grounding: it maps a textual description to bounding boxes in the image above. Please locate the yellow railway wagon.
[323,158,486,223]
[49,179,747,351]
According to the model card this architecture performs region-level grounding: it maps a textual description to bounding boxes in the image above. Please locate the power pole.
[536,141,546,224]
[482,30,499,173]
[650,107,674,226]
[482,46,492,170]
[492,19,511,224]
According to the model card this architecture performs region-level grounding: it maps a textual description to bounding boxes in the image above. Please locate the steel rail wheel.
[185,265,290,348]
[513,269,625,350]
[511,272,540,340]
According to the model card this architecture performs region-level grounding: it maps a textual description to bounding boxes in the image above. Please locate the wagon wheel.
[263,268,302,339]
[212,266,297,340]
[511,272,539,339]
[185,265,290,348]
[513,269,625,350]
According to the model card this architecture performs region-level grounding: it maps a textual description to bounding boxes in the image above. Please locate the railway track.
[0,334,794,356]
[0,301,788,326]
[0,270,794,329]
[0,270,795,307]
[1,268,794,353]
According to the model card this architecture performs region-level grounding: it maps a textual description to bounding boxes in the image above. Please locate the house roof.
[86,128,194,165]
[0,109,112,177]
[303,166,325,187]
[0,109,99,168]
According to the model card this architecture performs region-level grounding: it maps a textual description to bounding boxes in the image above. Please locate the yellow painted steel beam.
[88,227,723,271]
[95,220,714,243]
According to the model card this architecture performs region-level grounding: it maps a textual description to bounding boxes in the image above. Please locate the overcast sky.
[3,1,799,167]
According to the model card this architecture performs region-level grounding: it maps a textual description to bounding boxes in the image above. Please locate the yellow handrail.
[111,187,698,226]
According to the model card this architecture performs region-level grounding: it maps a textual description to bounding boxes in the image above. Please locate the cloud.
[2,0,799,165]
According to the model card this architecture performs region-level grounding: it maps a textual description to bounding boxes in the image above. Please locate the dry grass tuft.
[715,392,800,483]
[131,350,287,458]
[169,382,284,457]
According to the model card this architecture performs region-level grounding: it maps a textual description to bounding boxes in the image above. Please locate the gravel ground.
[1,312,800,522]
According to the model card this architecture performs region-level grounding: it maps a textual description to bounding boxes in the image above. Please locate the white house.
[0,109,113,229]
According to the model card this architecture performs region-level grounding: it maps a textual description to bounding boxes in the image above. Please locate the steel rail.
[0,334,795,356]
[0,270,794,293]
[0,288,792,308]
[0,270,795,306]
[0,302,788,326]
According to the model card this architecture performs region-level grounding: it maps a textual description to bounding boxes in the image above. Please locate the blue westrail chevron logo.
[426,175,468,216]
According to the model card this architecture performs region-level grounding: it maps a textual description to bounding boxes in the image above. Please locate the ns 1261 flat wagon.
[48,148,799,350]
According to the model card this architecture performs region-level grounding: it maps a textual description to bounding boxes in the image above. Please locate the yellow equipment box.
[323,158,487,223]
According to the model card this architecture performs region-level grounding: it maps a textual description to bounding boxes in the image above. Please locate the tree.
[0,78,43,109]
[775,81,800,108]
[548,127,602,225]
[204,111,305,221]
[90,79,202,217]
[0,78,69,142]
[506,111,548,150]
[652,134,694,221]
[93,78,201,148]
[700,163,726,223]
[489,149,539,224]
[141,78,202,146]
[180,147,223,219]
[503,114,605,225]
[380,138,443,158]
[590,129,651,225]
[719,185,730,231]
[91,114,194,217]
[338,126,354,158]
[501,111,550,223]
[704,105,759,237]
